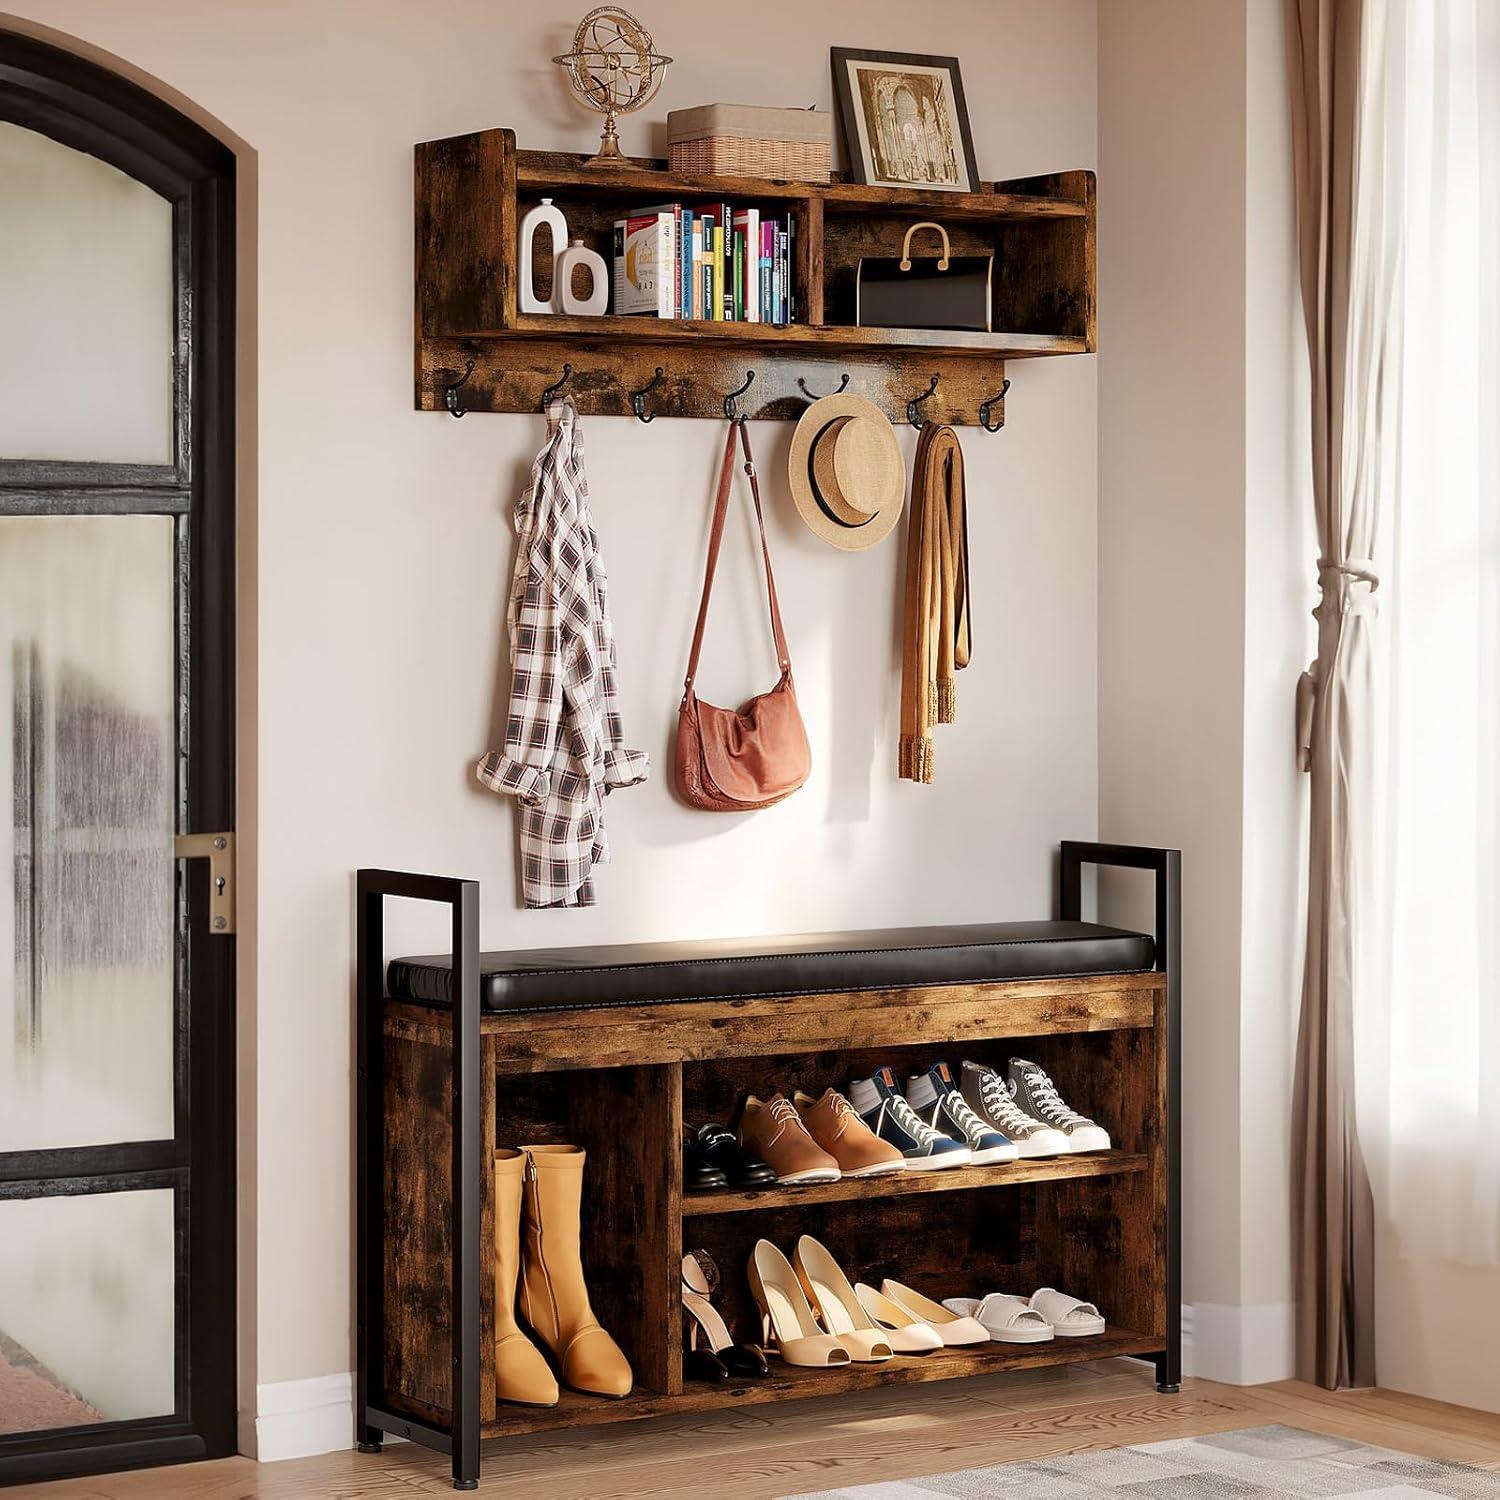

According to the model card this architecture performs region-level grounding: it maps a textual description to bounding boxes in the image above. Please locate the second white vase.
[554,237,609,316]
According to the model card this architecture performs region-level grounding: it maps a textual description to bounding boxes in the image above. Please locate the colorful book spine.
[784,222,795,323]
[712,223,725,321]
[721,202,733,319]
[759,222,773,328]
[697,208,713,318]
[732,209,760,322]
[689,216,703,319]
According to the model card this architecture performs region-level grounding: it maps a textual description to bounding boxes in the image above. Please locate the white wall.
[1097,0,1307,1384]
[1098,0,1251,1334]
[2,0,1101,1439]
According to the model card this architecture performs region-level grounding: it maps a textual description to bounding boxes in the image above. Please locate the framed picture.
[830,48,979,193]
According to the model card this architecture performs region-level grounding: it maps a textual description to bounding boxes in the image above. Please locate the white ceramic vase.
[554,237,609,316]
[519,197,567,315]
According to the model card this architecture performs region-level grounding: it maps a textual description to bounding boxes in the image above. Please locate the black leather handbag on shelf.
[856,221,993,332]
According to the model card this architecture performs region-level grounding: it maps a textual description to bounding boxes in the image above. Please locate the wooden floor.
[15,1359,1500,1499]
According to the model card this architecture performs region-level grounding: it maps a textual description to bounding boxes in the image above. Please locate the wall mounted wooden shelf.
[415,129,1096,425]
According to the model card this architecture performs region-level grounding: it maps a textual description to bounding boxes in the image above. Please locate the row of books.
[612,204,796,323]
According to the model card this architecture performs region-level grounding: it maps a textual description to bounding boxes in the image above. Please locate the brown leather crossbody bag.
[675,420,811,811]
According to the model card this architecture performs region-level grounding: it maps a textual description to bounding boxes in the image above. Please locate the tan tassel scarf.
[898,422,970,782]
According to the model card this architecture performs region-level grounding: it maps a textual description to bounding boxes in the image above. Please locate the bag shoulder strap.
[684,419,793,693]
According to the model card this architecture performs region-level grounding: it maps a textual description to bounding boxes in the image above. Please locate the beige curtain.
[1285,0,1402,1390]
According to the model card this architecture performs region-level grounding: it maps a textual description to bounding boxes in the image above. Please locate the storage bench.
[356,841,1180,1490]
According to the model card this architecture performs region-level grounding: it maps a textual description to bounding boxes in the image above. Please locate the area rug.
[0,1333,103,1435]
[789,1423,1500,1498]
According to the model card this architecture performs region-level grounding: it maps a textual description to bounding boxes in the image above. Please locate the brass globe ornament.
[553,7,671,167]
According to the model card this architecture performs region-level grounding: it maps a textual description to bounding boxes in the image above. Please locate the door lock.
[175,831,236,934]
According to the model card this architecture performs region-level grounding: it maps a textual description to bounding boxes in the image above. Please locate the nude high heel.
[747,1240,853,1368]
[791,1236,893,1362]
[880,1278,991,1347]
[852,1282,944,1355]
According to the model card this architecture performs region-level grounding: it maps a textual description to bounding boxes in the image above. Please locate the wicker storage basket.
[667,104,831,183]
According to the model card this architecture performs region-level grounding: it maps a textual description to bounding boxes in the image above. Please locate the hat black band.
[806,420,875,531]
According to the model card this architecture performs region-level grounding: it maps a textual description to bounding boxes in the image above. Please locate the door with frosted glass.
[0,33,236,1483]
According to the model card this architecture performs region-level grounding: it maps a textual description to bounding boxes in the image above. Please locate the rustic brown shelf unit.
[356,843,1180,1490]
[415,129,1096,425]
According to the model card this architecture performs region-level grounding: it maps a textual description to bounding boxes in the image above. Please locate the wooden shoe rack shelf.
[356,843,1180,1490]
[414,128,1095,426]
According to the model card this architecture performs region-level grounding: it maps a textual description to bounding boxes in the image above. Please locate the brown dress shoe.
[739,1094,841,1184]
[794,1089,907,1177]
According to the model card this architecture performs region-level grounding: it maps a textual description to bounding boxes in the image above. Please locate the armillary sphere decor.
[552,6,672,167]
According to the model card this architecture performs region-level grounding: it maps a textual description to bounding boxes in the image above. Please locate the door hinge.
[175,831,237,934]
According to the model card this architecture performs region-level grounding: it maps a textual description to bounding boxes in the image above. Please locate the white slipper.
[1029,1287,1106,1337]
[941,1293,1054,1343]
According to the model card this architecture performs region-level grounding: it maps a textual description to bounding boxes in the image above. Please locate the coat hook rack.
[906,373,940,429]
[724,369,756,421]
[978,377,1011,433]
[629,367,665,424]
[444,359,475,419]
[540,363,573,410]
[796,372,850,401]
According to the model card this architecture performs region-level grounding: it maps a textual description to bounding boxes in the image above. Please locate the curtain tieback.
[1297,559,1382,769]
[1317,557,1381,612]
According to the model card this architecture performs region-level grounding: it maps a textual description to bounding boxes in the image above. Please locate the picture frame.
[830,48,980,193]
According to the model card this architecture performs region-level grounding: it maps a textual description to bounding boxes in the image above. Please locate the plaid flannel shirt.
[476,399,648,907]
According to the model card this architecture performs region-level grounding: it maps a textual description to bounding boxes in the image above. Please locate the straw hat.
[787,394,906,550]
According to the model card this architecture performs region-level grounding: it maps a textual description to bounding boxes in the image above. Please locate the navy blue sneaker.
[847,1066,971,1171]
[905,1062,1019,1165]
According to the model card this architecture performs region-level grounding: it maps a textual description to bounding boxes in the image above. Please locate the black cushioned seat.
[386,920,1154,1016]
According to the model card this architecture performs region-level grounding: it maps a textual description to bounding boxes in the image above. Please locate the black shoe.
[683,1127,728,1192]
[682,1251,770,1381]
[692,1123,777,1189]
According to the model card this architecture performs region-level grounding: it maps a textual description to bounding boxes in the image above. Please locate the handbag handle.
[684,420,792,695]
[900,221,951,271]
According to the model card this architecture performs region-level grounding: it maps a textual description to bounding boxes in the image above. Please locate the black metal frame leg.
[356,869,482,1491]
[1060,840,1182,1398]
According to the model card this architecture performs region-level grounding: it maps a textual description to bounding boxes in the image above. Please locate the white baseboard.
[245,1372,354,1461]
[1185,1300,1295,1385]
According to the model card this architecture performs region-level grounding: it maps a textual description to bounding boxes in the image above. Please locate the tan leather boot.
[519,1144,632,1398]
[493,1149,559,1406]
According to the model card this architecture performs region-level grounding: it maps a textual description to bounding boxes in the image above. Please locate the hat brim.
[787,394,906,551]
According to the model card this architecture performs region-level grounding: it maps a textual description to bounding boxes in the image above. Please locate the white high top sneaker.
[958,1062,1071,1158]
[1004,1059,1112,1153]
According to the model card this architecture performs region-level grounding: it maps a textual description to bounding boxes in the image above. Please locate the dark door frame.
[0,31,237,1486]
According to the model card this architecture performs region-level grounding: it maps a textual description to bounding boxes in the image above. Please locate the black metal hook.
[539,363,574,410]
[796,372,850,401]
[978,377,1011,433]
[444,359,475,419]
[906,373,940,429]
[723,370,755,421]
[629,367,665,424]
